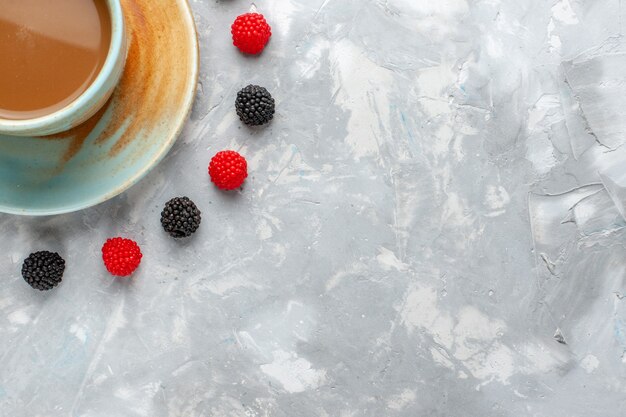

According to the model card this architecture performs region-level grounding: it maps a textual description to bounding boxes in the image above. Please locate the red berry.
[101,237,143,277]
[231,13,272,54]
[209,150,248,190]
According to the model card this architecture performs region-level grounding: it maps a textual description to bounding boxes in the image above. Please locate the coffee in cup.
[0,0,112,120]
[0,0,125,137]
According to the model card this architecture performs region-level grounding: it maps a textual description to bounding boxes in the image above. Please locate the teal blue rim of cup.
[0,0,126,135]
[0,0,200,216]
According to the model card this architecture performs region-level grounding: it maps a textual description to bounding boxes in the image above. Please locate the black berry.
[21,251,65,291]
[235,85,275,126]
[161,197,202,238]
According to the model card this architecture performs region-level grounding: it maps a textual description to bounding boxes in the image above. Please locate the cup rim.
[0,0,125,134]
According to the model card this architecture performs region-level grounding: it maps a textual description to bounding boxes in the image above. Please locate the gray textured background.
[2,0,626,415]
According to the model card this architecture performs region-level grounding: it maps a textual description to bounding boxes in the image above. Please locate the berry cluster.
[209,150,248,190]
[102,238,143,277]
[236,85,275,126]
[161,197,202,239]
[21,251,65,291]
[19,9,278,290]
[231,12,272,55]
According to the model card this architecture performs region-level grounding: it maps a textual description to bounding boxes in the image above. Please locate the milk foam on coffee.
[0,0,112,120]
